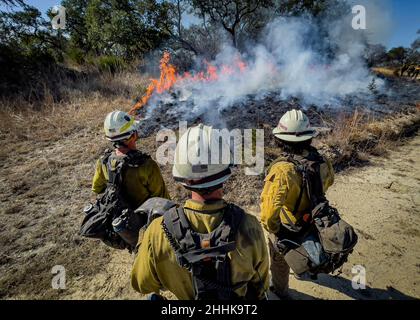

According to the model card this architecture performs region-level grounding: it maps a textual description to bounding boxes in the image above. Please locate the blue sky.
[387,0,420,49]
[2,0,419,49]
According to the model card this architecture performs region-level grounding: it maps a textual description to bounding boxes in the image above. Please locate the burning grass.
[128,51,248,115]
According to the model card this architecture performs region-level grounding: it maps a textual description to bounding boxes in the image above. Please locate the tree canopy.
[0,0,418,101]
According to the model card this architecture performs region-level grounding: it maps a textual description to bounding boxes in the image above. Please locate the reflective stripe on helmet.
[119,118,135,133]
[174,167,232,186]
[105,131,134,142]
[277,130,315,137]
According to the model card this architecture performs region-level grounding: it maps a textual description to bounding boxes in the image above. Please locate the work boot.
[146,293,166,300]
[293,272,317,281]
[269,285,291,300]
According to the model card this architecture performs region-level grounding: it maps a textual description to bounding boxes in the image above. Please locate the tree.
[61,0,89,53]
[0,0,25,6]
[84,0,171,59]
[165,0,199,55]
[0,4,66,99]
[406,29,420,65]
[387,47,408,65]
[411,29,420,52]
[191,0,272,48]
[0,4,66,63]
[365,44,387,67]
[163,0,226,62]
[276,0,333,17]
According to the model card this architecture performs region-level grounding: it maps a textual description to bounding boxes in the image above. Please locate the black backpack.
[136,198,261,300]
[276,150,358,277]
[79,150,149,251]
[163,204,247,300]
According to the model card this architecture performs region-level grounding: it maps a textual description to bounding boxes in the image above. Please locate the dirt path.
[61,135,420,300]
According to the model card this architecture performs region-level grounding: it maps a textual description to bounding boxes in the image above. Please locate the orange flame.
[129,51,247,115]
[129,52,176,115]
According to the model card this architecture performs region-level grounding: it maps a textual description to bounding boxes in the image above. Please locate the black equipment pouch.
[132,197,177,252]
[80,150,149,251]
[277,149,358,276]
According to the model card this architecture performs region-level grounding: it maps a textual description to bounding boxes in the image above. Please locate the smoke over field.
[132,15,391,130]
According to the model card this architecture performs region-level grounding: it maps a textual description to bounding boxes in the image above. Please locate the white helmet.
[103,110,139,142]
[273,109,316,142]
[172,124,233,189]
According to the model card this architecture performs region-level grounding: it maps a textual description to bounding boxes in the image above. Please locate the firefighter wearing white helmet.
[260,109,335,299]
[172,124,233,190]
[272,109,316,142]
[132,124,269,300]
[104,110,140,145]
[91,110,169,211]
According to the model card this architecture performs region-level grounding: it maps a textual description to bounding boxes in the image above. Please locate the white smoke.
[146,14,386,124]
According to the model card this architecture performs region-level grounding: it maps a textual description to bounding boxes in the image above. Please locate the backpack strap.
[162,207,241,266]
[161,207,192,268]
[106,154,126,187]
[287,149,328,207]
[279,149,327,233]
[101,149,113,165]
[161,204,246,299]
[102,149,149,187]
[277,154,306,233]
[124,150,150,167]
[214,204,246,299]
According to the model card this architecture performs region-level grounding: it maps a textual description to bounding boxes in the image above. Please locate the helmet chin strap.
[185,183,224,195]
[113,141,127,149]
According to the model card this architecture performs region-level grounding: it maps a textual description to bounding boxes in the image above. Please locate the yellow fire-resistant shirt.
[260,151,335,234]
[91,151,170,208]
[131,199,269,300]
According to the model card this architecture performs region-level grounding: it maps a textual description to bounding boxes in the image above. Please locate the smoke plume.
[142,13,386,125]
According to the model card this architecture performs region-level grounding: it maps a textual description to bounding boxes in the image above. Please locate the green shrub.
[66,47,85,65]
[96,55,126,74]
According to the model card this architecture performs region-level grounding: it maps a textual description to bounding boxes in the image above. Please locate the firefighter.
[406,64,416,78]
[260,109,335,298]
[411,66,420,80]
[400,63,410,77]
[131,124,269,300]
[92,110,170,207]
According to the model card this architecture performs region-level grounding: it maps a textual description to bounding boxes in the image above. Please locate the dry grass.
[318,108,420,170]
[0,71,151,147]
[0,71,151,299]
[372,67,399,78]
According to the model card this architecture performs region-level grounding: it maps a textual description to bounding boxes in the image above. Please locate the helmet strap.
[276,138,313,155]
[185,183,224,195]
[113,132,137,149]
[113,140,127,149]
